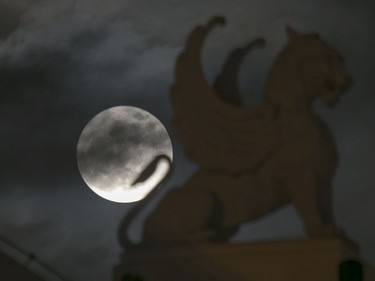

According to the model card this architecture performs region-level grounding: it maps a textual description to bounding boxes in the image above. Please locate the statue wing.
[213,37,265,106]
[170,17,278,174]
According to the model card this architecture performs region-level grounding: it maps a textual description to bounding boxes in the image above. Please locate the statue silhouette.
[119,16,352,249]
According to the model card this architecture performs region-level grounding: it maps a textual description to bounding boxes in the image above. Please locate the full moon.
[77,106,173,203]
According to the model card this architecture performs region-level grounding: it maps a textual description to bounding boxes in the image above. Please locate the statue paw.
[186,229,216,243]
[308,224,346,239]
[324,224,346,237]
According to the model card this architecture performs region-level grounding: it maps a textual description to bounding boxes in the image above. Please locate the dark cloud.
[0,49,68,102]
[0,1,26,39]
[0,45,85,186]
[69,27,109,50]
[0,8,167,188]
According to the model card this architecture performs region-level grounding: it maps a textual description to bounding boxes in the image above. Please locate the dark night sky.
[0,0,374,280]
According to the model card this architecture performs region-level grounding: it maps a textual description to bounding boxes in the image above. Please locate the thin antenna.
[0,233,74,281]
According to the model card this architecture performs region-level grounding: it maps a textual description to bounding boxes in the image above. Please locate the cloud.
[0,0,40,39]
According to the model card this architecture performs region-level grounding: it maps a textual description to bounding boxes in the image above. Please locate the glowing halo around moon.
[76,106,173,203]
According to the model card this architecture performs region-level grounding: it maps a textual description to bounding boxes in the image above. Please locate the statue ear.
[286,26,301,42]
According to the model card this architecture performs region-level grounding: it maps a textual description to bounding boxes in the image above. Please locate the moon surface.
[77,106,173,203]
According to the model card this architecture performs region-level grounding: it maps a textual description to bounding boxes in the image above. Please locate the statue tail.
[117,155,172,251]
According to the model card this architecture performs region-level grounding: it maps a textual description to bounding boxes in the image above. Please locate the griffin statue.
[119,16,352,249]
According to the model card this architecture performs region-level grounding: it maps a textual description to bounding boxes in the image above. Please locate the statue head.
[265,27,352,109]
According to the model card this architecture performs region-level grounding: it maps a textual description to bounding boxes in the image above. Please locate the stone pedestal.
[113,238,375,281]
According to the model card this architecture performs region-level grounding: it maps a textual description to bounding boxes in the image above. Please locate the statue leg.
[143,187,218,246]
[285,169,342,238]
[317,179,346,236]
